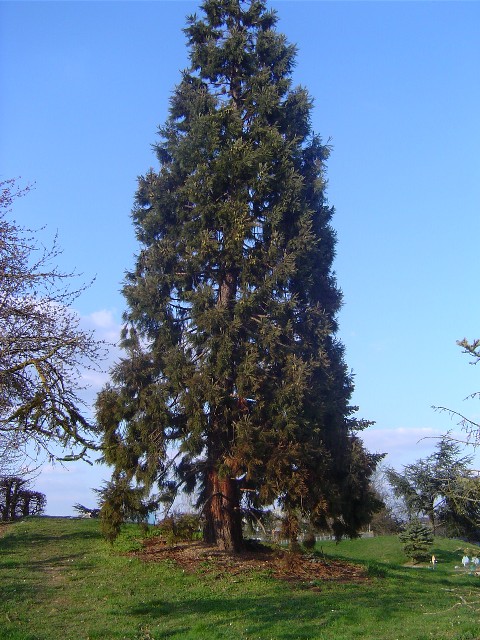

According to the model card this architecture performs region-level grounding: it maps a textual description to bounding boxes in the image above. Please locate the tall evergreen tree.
[96,0,381,551]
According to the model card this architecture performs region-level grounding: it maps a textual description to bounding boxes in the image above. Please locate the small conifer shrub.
[399,519,434,563]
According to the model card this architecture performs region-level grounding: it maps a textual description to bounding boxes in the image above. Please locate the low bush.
[152,512,202,544]
[399,519,434,563]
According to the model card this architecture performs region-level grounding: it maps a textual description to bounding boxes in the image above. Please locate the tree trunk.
[202,269,243,551]
[203,468,243,552]
[3,478,14,521]
[22,494,31,518]
[1,478,12,521]
[10,478,21,520]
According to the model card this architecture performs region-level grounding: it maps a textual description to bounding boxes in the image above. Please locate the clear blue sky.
[1,1,479,515]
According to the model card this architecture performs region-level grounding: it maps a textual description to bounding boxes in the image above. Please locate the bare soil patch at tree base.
[134,538,367,585]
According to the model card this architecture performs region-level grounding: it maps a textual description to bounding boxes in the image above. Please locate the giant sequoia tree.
[97,0,381,551]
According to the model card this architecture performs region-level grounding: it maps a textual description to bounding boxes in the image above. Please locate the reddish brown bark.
[201,268,243,551]
[203,468,243,552]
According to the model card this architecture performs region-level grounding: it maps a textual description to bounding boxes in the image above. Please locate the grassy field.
[0,518,479,640]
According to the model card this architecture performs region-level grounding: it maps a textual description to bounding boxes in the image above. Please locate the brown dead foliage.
[133,538,367,585]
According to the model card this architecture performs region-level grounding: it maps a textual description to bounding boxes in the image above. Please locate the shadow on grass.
[431,545,465,565]
[120,594,331,639]
[316,541,472,579]
[0,628,39,640]
[1,551,89,572]
[128,599,172,617]
[0,521,103,568]
[0,579,43,602]
[116,581,436,639]
[1,528,102,545]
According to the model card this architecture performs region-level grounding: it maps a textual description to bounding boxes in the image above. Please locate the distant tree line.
[385,440,480,541]
[0,476,46,521]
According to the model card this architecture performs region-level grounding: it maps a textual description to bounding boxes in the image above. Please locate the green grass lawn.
[0,518,479,640]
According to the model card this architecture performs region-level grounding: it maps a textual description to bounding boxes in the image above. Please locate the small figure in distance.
[471,556,479,574]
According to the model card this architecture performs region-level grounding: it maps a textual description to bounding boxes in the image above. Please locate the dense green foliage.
[95,477,155,544]
[386,440,480,539]
[1,518,480,640]
[96,0,381,551]
[153,512,203,544]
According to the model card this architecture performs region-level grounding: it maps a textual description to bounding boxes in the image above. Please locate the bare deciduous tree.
[0,179,105,469]
[434,338,480,448]
[0,475,46,521]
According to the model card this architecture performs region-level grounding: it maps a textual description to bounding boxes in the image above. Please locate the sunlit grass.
[0,518,479,639]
